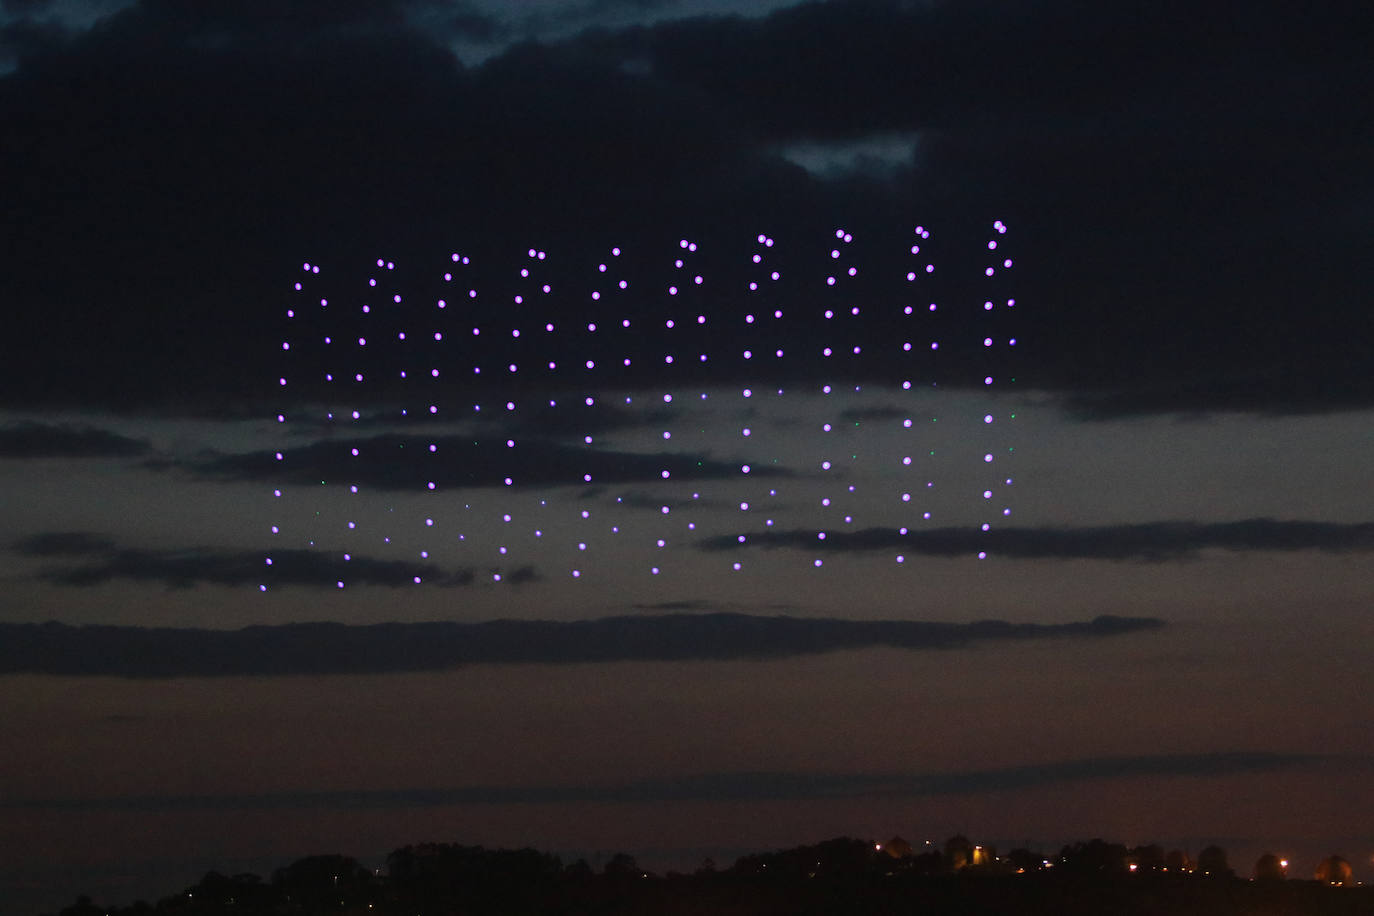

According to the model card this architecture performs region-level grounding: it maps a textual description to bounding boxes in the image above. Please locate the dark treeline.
[44,836,1368,916]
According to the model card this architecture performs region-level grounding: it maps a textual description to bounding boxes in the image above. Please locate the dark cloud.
[1063,375,1374,421]
[0,421,151,458]
[699,519,1374,560]
[4,751,1314,811]
[0,612,1162,677]
[630,599,710,611]
[13,535,485,589]
[0,0,1367,415]
[11,531,117,556]
[179,433,784,491]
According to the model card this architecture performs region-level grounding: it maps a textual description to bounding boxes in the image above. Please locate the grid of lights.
[264,222,1017,589]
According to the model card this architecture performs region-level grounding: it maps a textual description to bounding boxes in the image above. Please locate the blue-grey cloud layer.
[185,434,783,491]
[2,751,1313,811]
[0,421,150,458]
[0,613,1162,677]
[699,519,1374,560]
[11,533,524,589]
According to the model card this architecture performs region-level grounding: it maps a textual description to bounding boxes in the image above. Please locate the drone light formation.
[264,222,1018,590]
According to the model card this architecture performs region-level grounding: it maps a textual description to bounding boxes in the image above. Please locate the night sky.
[2,0,1372,912]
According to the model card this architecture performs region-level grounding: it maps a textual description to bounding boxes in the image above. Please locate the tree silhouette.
[1253,853,1286,880]
[1197,845,1232,877]
[1165,848,1193,873]
[1314,855,1352,885]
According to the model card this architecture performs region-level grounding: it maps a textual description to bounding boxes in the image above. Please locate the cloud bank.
[698,519,1374,560]
[11,534,520,589]
[3,751,1313,811]
[0,613,1163,677]
[0,421,151,458]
